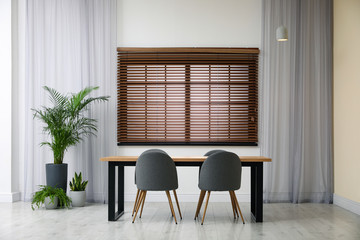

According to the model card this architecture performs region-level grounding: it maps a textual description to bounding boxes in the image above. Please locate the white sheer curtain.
[24,0,117,202]
[261,0,333,203]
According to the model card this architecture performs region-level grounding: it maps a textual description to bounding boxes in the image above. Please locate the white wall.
[12,0,26,203]
[0,0,25,203]
[0,0,20,202]
[118,0,261,47]
[117,0,262,202]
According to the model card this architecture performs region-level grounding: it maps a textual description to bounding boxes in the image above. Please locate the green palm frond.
[43,86,68,108]
[32,86,110,164]
[68,86,109,115]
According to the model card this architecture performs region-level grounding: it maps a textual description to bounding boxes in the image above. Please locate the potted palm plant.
[69,172,88,207]
[32,86,109,193]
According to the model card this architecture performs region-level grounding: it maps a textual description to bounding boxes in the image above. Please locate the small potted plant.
[69,172,88,207]
[31,185,72,210]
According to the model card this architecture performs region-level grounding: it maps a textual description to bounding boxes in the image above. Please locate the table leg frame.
[107,161,263,222]
[250,162,263,222]
[108,162,124,221]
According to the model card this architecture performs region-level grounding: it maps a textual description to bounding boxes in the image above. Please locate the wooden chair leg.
[194,191,201,220]
[166,191,178,224]
[230,191,239,218]
[229,191,237,219]
[132,189,140,216]
[132,190,144,223]
[173,190,182,220]
[232,191,245,224]
[139,190,147,218]
[195,190,206,219]
[201,191,211,225]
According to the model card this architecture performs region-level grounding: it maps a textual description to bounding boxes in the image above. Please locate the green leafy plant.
[69,172,88,191]
[32,86,109,164]
[31,185,72,210]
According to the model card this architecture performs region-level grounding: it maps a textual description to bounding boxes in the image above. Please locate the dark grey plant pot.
[46,163,68,193]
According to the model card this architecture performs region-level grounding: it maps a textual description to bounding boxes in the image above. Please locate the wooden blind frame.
[117,47,259,145]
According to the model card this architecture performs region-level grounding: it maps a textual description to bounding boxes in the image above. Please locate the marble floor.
[0,201,359,240]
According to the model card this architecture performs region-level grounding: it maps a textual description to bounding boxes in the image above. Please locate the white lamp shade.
[276,26,288,41]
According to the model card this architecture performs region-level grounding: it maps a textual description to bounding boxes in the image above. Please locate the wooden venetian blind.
[117,48,259,145]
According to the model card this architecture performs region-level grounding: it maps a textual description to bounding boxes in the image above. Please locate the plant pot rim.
[45,196,59,199]
[70,190,86,192]
[46,163,68,165]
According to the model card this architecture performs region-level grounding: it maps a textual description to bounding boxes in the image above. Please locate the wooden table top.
[100,156,271,163]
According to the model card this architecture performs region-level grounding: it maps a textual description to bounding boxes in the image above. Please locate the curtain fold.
[24,0,117,202]
[261,0,333,203]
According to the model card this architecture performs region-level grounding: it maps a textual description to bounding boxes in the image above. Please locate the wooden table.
[100,156,271,222]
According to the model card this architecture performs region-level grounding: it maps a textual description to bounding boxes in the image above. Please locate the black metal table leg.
[255,163,263,222]
[251,164,256,219]
[250,163,263,222]
[108,162,124,221]
[118,165,124,215]
[108,162,115,221]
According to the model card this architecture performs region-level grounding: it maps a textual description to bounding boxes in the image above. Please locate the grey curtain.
[261,0,333,203]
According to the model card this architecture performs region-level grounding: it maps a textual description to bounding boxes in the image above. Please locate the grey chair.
[141,149,167,155]
[194,151,245,224]
[132,149,168,217]
[132,151,182,224]
[204,149,226,156]
[198,150,226,181]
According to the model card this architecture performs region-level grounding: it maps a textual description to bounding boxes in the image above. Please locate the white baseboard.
[0,192,21,202]
[124,193,250,203]
[333,194,360,216]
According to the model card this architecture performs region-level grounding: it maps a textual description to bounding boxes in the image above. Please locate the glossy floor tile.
[0,201,359,240]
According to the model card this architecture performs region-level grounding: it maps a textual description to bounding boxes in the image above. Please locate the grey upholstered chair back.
[135,149,168,184]
[199,151,242,191]
[141,149,167,155]
[136,151,178,191]
[204,149,226,156]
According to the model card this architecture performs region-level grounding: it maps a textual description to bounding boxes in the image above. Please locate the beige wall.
[334,0,360,202]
